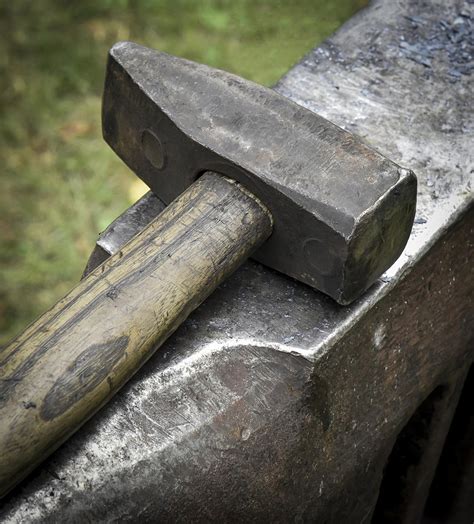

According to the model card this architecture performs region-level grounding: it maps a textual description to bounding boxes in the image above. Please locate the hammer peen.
[0,42,416,497]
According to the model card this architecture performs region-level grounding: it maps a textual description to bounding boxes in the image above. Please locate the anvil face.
[103,42,416,304]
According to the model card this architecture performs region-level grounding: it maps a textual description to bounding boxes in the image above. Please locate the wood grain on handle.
[0,172,272,497]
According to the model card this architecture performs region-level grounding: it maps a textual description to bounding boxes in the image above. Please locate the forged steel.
[103,42,417,304]
[2,0,472,521]
[82,192,165,277]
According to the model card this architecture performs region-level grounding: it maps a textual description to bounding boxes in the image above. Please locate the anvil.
[0,40,416,498]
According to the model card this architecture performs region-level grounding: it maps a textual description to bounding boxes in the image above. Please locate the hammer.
[0,42,416,497]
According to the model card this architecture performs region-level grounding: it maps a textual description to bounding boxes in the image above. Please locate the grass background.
[0,0,366,345]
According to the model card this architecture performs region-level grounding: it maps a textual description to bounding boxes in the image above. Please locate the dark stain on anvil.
[302,6,474,82]
[41,335,128,421]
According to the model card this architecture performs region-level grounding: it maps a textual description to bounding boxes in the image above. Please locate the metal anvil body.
[2,0,473,522]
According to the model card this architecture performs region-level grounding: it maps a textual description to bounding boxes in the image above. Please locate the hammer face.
[103,42,416,304]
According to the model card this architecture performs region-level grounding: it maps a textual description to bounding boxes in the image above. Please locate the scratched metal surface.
[1,0,473,521]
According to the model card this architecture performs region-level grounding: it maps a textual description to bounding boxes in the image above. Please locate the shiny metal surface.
[2,0,472,521]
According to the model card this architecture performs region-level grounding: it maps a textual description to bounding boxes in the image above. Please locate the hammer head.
[103,42,416,304]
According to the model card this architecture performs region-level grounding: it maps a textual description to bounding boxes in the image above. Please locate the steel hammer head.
[103,41,417,304]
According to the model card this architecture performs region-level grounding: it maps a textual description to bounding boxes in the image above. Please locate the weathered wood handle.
[0,172,272,497]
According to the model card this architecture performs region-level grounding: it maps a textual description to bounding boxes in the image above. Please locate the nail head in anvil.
[103,42,417,304]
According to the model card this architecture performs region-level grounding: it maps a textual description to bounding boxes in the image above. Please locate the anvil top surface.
[103,41,416,303]
[2,0,473,521]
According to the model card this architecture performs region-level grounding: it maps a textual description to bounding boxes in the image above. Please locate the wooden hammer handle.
[0,172,272,497]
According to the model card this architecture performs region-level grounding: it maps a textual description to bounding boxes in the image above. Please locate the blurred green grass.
[0,0,366,345]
